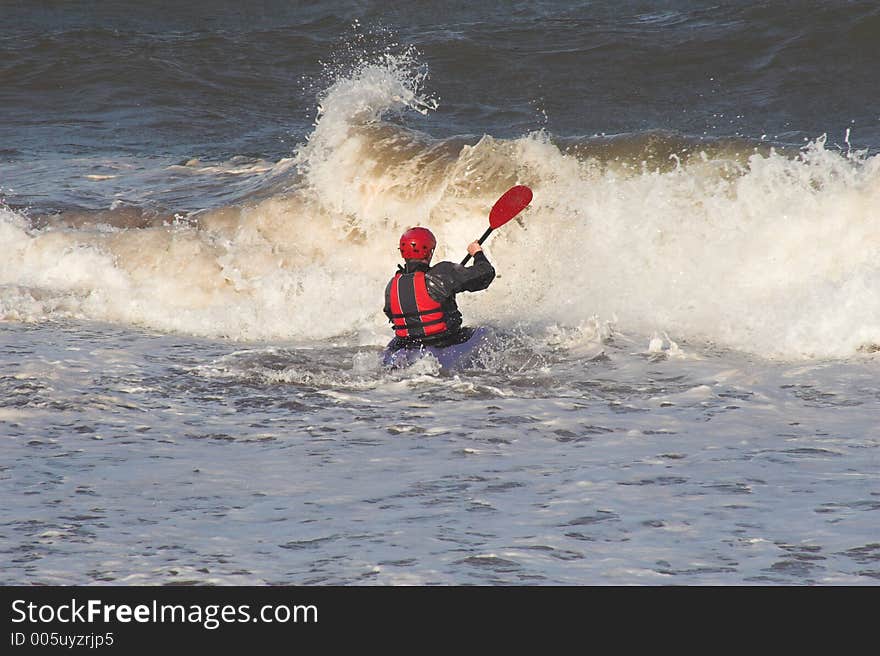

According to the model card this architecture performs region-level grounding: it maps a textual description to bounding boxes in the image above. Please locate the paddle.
[460,184,533,265]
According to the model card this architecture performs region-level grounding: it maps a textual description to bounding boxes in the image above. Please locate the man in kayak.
[383,226,495,348]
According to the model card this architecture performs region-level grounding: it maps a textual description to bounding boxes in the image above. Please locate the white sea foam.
[2,57,880,359]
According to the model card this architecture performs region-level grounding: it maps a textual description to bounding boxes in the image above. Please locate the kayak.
[381,326,491,371]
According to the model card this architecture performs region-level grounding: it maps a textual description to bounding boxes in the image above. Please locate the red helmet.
[398,227,436,260]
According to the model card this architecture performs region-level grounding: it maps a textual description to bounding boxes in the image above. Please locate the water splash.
[3,51,880,359]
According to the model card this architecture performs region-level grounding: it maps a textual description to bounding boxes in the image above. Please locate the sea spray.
[3,56,880,359]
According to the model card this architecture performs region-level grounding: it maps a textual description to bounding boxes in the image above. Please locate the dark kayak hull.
[381,327,490,371]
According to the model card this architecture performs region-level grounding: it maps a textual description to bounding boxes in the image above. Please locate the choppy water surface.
[2,321,877,585]
[2,1,880,585]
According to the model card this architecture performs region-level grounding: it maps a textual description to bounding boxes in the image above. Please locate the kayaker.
[383,227,495,348]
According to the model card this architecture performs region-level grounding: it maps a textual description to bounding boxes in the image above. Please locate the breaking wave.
[3,51,880,359]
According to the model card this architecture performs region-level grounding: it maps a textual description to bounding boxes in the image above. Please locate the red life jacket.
[387,271,450,338]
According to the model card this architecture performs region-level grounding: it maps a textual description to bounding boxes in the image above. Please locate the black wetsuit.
[383,252,496,347]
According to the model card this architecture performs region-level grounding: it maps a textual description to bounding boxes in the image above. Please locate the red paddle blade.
[489,185,532,229]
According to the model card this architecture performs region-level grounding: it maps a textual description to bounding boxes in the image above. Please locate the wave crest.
[4,54,880,359]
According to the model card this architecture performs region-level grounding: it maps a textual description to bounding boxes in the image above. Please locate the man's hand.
[466,241,483,256]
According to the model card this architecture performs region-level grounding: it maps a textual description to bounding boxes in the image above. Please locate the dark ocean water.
[2,1,879,586]
[3,0,879,209]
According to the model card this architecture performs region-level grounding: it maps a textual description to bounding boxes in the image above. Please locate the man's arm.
[454,250,496,292]
[383,279,393,320]
[431,242,496,294]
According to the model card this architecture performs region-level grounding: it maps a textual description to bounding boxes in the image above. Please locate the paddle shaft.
[460,226,493,266]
